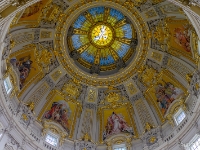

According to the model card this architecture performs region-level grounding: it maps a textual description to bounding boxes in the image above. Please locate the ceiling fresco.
[2,0,200,147]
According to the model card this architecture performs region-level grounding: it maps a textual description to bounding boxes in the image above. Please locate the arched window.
[173,108,186,125]
[188,134,200,150]
[113,144,127,150]
[3,77,12,94]
[45,132,59,147]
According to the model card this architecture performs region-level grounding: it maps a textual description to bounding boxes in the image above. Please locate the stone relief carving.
[84,103,97,110]
[161,53,171,68]
[33,29,40,43]
[136,1,152,12]
[116,84,130,99]
[52,0,69,11]
[16,102,36,128]
[44,75,55,89]
[75,140,96,150]
[141,127,162,150]
[90,64,100,74]
[130,92,144,104]
[2,35,12,60]
[78,85,88,102]
[36,41,59,74]
[189,72,200,98]
[147,19,162,31]
[153,5,166,18]
[55,74,71,90]
[97,89,106,105]
[39,19,57,28]
[146,59,162,72]
[132,75,147,93]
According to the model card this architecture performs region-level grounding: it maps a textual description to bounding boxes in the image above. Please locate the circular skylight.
[67,6,138,75]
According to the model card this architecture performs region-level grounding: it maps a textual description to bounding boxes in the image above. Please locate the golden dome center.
[91,25,113,46]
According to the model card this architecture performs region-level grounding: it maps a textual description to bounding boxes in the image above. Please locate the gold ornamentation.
[127,83,137,95]
[26,101,35,113]
[145,9,157,19]
[139,66,157,87]
[105,134,132,150]
[186,73,193,84]
[42,120,67,146]
[38,90,82,138]
[82,133,90,141]
[36,48,52,73]
[144,122,154,133]
[27,82,49,107]
[167,58,193,82]
[54,0,149,86]
[62,80,81,99]
[21,113,28,121]
[195,83,200,90]
[90,24,113,47]
[149,136,156,143]
[51,70,62,81]
[151,51,163,62]
[98,102,138,143]
[165,98,187,126]
[40,31,52,39]
[135,99,154,130]
[9,44,44,98]
[87,89,96,102]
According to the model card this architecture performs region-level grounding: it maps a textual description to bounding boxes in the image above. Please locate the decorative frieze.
[27,82,49,107]
[167,58,193,81]
[135,99,154,129]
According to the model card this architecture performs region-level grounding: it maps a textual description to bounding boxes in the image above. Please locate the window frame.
[3,76,12,94]
[188,134,200,150]
[173,108,186,126]
[45,132,59,147]
[113,144,127,150]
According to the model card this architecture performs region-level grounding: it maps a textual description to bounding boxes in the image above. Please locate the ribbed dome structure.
[0,0,200,150]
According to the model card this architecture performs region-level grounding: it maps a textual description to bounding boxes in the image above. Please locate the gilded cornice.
[54,0,149,86]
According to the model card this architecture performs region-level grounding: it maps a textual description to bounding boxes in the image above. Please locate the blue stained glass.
[110,8,124,21]
[81,51,94,63]
[100,55,114,66]
[122,24,132,39]
[88,7,105,16]
[72,35,82,49]
[73,15,86,28]
[117,44,130,57]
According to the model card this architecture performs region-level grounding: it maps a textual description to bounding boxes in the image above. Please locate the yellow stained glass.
[80,35,89,44]
[87,45,97,55]
[107,16,117,26]
[82,20,92,31]
[91,25,113,46]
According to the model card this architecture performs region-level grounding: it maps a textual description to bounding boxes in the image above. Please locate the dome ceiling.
[1,0,200,149]
[68,6,137,75]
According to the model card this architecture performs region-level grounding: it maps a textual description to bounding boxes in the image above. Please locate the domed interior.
[0,0,200,150]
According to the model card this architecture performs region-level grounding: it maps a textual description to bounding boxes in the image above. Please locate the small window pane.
[45,134,59,147]
[189,135,200,150]
[174,108,186,125]
[3,77,12,94]
[113,147,127,150]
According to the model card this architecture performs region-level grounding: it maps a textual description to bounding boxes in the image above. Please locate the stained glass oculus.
[68,6,138,74]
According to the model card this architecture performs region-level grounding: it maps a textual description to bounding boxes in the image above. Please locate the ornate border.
[54,0,149,86]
